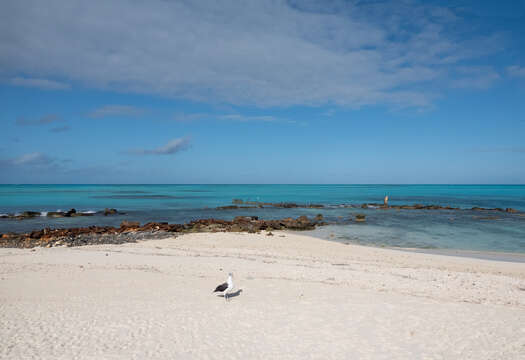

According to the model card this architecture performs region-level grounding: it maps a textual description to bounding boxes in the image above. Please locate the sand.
[1,231,524,359]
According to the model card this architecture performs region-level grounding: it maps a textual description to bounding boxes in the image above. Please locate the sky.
[1,0,525,184]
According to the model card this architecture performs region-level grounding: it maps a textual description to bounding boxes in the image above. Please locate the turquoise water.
[1,184,524,253]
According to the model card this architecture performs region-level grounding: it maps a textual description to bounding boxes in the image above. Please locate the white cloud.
[10,77,71,90]
[0,0,502,108]
[174,112,294,123]
[450,66,501,89]
[217,114,282,122]
[130,137,191,155]
[88,105,144,118]
[173,113,210,122]
[507,65,525,78]
[10,152,55,166]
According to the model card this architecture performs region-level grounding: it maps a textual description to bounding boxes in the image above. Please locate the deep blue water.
[1,184,524,253]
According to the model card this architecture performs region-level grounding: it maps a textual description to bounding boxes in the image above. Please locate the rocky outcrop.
[0,215,325,248]
[347,203,522,213]
[0,208,121,220]
[215,205,257,210]
[217,200,325,210]
[223,199,523,212]
[354,214,366,222]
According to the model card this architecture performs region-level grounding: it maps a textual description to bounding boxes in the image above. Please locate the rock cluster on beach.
[0,215,324,249]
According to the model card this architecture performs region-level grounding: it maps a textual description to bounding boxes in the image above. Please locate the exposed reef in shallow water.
[215,200,521,214]
[0,215,325,248]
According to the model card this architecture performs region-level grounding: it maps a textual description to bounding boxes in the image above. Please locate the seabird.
[214,273,234,301]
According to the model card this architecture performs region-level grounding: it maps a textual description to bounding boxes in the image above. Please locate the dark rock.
[506,208,518,213]
[233,216,253,222]
[104,208,118,216]
[18,211,41,219]
[315,214,324,221]
[65,208,77,217]
[120,221,140,229]
[47,211,66,218]
[276,203,299,208]
[232,199,244,204]
[297,215,310,224]
[216,205,256,210]
[217,205,240,210]
[355,214,366,222]
[29,230,44,239]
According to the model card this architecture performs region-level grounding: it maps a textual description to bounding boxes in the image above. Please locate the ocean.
[1,184,524,253]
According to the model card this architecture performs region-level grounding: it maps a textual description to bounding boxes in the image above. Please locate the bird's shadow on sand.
[217,289,243,299]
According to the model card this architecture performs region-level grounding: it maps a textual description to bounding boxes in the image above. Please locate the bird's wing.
[214,282,228,292]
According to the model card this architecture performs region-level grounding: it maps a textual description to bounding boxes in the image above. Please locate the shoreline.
[1,231,524,359]
[397,246,525,263]
[2,216,525,261]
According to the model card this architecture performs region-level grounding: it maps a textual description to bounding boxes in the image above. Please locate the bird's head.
[228,272,233,277]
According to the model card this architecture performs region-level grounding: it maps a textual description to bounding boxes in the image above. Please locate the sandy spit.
[1,231,524,359]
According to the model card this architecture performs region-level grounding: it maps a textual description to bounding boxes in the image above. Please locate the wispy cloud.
[217,114,286,123]
[450,66,501,89]
[174,112,294,124]
[507,65,525,78]
[16,114,63,126]
[129,137,191,155]
[9,152,57,167]
[0,152,129,183]
[0,0,505,108]
[10,77,71,90]
[173,113,210,122]
[49,125,71,133]
[88,105,144,118]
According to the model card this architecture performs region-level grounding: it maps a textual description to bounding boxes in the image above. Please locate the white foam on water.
[40,212,48,217]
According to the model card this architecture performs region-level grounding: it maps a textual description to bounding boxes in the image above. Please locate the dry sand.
[1,231,524,359]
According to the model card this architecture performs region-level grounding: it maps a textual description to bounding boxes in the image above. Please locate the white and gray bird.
[213,273,234,301]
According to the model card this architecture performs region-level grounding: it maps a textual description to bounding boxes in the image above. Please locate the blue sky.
[1,0,525,184]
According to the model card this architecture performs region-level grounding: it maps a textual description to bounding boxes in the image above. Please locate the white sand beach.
[1,231,524,359]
